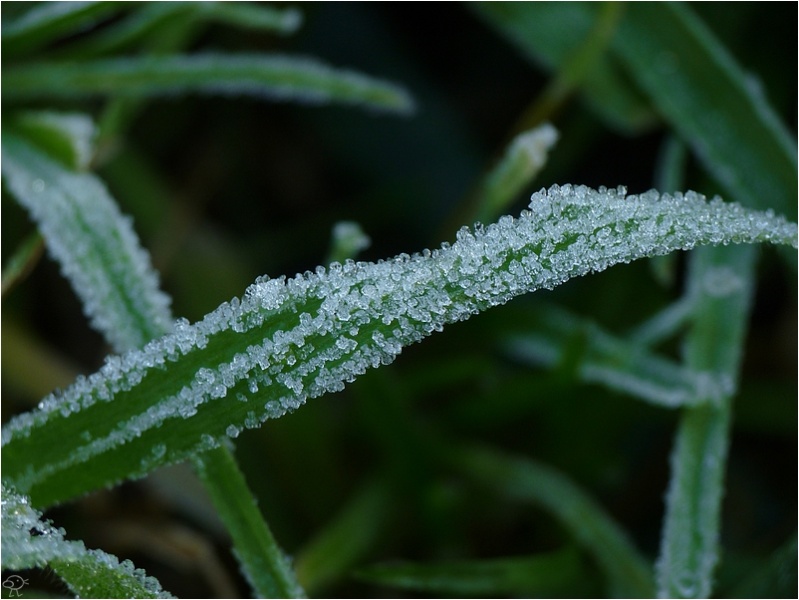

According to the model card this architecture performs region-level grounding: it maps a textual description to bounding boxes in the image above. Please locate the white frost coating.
[478,123,560,222]
[15,111,97,169]
[511,123,559,170]
[2,134,173,353]
[3,185,797,497]
[1,484,175,597]
[329,220,371,263]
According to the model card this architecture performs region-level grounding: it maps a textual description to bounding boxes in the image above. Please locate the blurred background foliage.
[2,2,796,597]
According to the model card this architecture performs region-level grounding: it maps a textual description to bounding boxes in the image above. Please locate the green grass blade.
[325,221,372,266]
[474,124,559,225]
[1,484,175,598]
[656,244,757,599]
[476,3,796,220]
[2,184,794,508]
[2,54,415,115]
[1,1,122,57]
[1,132,173,353]
[4,128,302,597]
[614,3,797,220]
[504,303,729,409]
[1,319,80,402]
[728,535,797,599]
[3,124,303,596]
[1,231,44,297]
[473,2,656,133]
[191,2,302,36]
[192,448,306,599]
[294,478,391,594]
[450,445,654,598]
[356,548,583,596]
[57,3,302,59]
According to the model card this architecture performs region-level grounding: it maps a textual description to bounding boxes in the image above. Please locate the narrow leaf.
[1,484,175,598]
[326,221,371,266]
[729,535,797,599]
[58,2,302,59]
[656,244,756,599]
[356,548,583,596]
[449,445,654,598]
[474,123,559,225]
[1,132,173,353]
[191,2,302,36]
[1,1,121,57]
[1,232,44,296]
[613,3,797,220]
[192,448,306,599]
[473,2,656,133]
[4,120,303,599]
[2,184,795,508]
[294,478,392,594]
[2,53,416,115]
[476,3,797,220]
[504,303,731,409]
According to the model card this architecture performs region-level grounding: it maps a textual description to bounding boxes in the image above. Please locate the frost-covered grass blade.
[2,53,415,115]
[656,245,756,599]
[503,303,733,409]
[614,3,797,220]
[1,132,173,353]
[1,484,175,598]
[2,185,795,508]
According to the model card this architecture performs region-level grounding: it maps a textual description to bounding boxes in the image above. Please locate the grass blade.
[4,125,296,598]
[192,448,306,599]
[3,53,415,115]
[504,303,730,409]
[1,132,173,353]
[474,124,559,225]
[294,478,391,594]
[1,1,121,57]
[656,244,757,598]
[613,3,797,220]
[1,232,44,297]
[728,535,797,599]
[1,484,175,598]
[356,548,584,596]
[58,3,302,59]
[449,445,654,597]
[476,3,796,220]
[2,184,794,508]
[473,2,656,133]
[325,221,372,266]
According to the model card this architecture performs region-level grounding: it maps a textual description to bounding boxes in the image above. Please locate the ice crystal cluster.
[2,185,796,501]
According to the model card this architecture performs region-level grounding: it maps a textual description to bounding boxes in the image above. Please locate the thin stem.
[193,447,307,599]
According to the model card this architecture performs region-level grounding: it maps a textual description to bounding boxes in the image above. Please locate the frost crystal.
[2,185,796,502]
